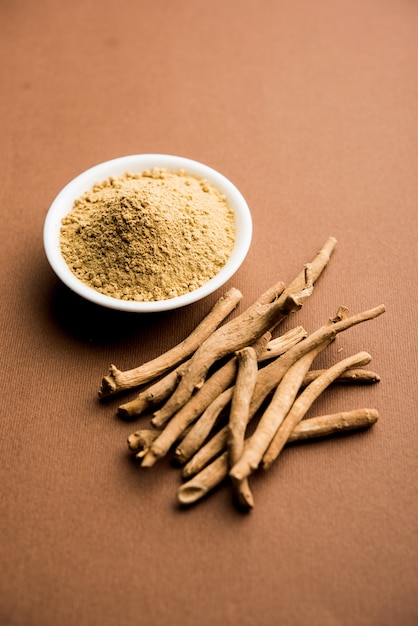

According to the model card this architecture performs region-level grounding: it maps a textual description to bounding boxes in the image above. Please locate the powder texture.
[60,167,236,302]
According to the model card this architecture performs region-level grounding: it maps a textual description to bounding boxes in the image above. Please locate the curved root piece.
[258,326,308,362]
[227,347,258,510]
[287,408,379,441]
[302,368,381,386]
[249,304,386,419]
[118,360,190,421]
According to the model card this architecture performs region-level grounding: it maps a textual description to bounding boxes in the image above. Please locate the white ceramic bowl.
[43,154,252,312]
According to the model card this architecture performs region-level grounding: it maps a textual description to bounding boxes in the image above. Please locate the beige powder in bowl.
[60,167,236,302]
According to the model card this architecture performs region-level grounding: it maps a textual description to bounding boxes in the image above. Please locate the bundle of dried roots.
[99,236,386,511]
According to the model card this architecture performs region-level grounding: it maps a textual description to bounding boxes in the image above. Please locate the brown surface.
[1,1,417,625]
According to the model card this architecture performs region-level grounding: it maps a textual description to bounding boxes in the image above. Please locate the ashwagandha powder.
[60,167,236,302]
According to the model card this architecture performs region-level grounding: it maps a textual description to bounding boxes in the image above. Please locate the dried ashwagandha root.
[261,352,374,470]
[104,235,386,511]
[177,409,380,506]
[227,347,258,510]
[247,305,385,418]
[301,368,381,386]
[174,387,234,465]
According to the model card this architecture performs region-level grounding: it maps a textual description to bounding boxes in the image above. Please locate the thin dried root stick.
[227,347,258,510]
[140,334,271,467]
[99,287,243,398]
[257,326,308,362]
[260,351,373,472]
[177,408,379,506]
[118,359,190,421]
[156,237,337,424]
[182,304,386,478]
[141,363,236,465]
[229,339,331,480]
[302,368,381,386]
[266,236,337,333]
[287,408,379,441]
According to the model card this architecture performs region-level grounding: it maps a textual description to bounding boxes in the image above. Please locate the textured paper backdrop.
[1,1,417,625]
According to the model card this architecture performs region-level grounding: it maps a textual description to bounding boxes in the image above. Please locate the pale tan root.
[286,408,379,441]
[177,408,379,506]
[141,361,237,466]
[229,339,331,481]
[266,236,337,334]
[227,347,258,510]
[259,351,373,472]
[99,287,243,398]
[302,368,381,386]
[181,304,385,478]
[118,360,190,420]
[140,335,270,468]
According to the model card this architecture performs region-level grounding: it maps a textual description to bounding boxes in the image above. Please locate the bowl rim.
[43,153,253,312]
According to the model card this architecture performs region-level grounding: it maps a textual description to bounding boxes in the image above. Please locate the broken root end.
[178,484,208,506]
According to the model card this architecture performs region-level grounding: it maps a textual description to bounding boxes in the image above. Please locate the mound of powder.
[60,167,236,302]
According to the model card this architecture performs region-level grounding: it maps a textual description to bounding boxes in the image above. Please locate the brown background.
[1,1,417,625]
